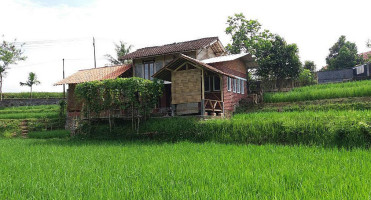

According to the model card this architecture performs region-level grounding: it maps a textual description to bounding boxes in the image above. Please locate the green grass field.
[2,92,63,99]
[0,139,370,199]
[264,80,371,103]
[0,105,63,137]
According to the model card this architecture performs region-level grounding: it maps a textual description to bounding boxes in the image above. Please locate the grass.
[133,110,371,148]
[0,105,64,137]
[2,92,63,99]
[28,130,70,139]
[264,79,371,103]
[0,105,59,119]
[0,139,370,199]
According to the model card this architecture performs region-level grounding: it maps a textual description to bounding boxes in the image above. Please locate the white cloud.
[1,0,370,92]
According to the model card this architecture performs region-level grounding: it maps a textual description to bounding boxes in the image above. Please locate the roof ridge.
[78,64,131,71]
[136,36,218,51]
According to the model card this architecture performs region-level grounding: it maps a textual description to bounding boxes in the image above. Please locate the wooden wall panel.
[171,69,201,104]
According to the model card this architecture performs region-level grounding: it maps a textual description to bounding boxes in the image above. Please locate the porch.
[153,54,231,117]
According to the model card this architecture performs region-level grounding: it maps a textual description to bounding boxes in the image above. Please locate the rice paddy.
[264,79,371,103]
[2,92,63,99]
[0,139,370,199]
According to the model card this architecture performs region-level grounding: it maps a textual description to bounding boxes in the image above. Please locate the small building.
[317,63,371,84]
[56,37,257,121]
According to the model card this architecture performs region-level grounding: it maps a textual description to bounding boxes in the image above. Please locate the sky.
[1,0,370,92]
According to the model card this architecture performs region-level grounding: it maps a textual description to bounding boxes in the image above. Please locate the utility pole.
[63,58,65,99]
[93,37,97,68]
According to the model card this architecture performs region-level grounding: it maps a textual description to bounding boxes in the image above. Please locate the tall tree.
[105,41,132,65]
[20,72,40,99]
[0,36,27,100]
[225,13,272,55]
[255,35,302,90]
[303,60,316,72]
[225,13,301,90]
[326,35,363,70]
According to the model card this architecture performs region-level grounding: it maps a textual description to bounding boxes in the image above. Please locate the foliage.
[1,139,371,199]
[255,35,302,89]
[225,13,271,54]
[225,14,302,90]
[0,36,27,100]
[297,69,316,86]
[105,41,132,65]
[326,35,364,70]
[303,60,316,72]
[264,79,371,103]
[28,130,69,139]
[75,77,163,131]
[19,72,41,99]
[2,92,63,99]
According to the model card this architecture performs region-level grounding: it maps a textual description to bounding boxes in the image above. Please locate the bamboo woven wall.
[171,69,201,104]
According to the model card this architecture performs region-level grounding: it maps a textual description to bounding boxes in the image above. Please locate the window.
[204,76,210,92]
[233,79,236,93]
[143,61,155,80]
[241,80,245,94]
[213,76,221,91]
[227,77,232,91]
[237,79,241,93]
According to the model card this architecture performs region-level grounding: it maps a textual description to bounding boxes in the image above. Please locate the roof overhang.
[202,53,258,69]
[152,54,239,82]
[54,64,132,85]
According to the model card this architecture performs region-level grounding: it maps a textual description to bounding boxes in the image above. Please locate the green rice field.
[2,92,63,99]
[264,80,371,103]
[0,139,370,199]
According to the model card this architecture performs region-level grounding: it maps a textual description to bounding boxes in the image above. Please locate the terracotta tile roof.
[121,37,220,60]
[54,64,132,85]
[152,54,241,82]
[360,51,371,60]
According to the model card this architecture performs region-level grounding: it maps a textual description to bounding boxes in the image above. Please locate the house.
[56,37,257,122]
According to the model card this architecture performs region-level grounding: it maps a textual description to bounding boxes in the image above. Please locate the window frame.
[233,78,236,93]
[241,80,245,94]
[237,79,241,94]
[143,61,155,80]
[227,77,232,91]
[213,75,221,92]
[204,76,211,92]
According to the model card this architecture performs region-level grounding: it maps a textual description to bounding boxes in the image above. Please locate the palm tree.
[105,41,132,65]
[20,72,40,99]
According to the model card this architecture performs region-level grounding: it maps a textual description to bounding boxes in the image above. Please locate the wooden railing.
[203,99,223,113]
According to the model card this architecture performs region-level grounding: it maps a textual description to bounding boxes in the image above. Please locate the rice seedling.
[28,130,70,139]
[2,92,63,99]
[0,139,370,199]
[264,79,371,103]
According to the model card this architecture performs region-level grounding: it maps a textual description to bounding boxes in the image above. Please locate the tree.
[303,60,316,72]
[298,69,316,86]
[254,35,302,90]
[20,72,40,99]
[225,13,272,55]
[105,41,132,65]
[326,35,363,70]
[0,36,27,100]
[225,14,301,90]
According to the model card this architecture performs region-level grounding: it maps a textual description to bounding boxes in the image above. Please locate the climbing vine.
[75,77,163,131]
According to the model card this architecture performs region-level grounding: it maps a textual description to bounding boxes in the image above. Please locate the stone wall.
[0,98,65,108]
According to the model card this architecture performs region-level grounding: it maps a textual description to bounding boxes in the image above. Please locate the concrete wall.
[0,98,64,108]
[317,68,354,84]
